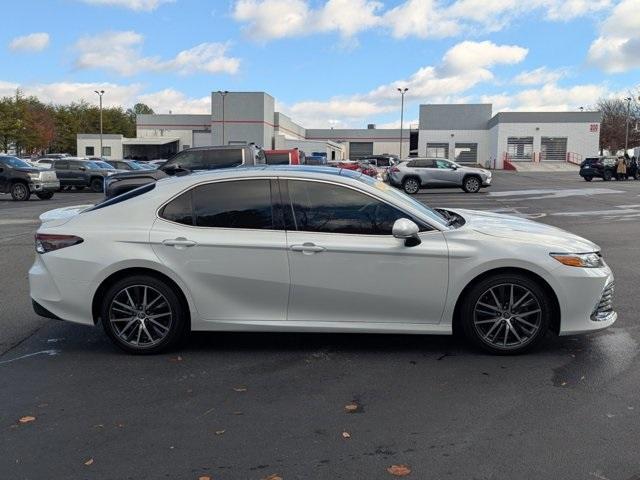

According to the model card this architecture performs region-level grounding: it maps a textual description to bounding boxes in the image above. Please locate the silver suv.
[388,158,492,194]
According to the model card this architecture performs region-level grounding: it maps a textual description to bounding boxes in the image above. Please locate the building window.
[85,146,95,156]
[454,143,478,164]
[102,146,112,157]
[331,150,336,160]
[507,137,533,161]
[426,143,449,158]
[182,145,190,150]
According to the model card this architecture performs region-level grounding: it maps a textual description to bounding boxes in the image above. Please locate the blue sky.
[1,0,638,128]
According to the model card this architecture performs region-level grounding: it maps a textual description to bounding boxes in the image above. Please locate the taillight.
[35,234,83,254]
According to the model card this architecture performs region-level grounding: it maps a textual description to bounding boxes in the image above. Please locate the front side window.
[160,179,277,230]
[287,180,422,235]
[55,160,69,170]
[435,159,452,169]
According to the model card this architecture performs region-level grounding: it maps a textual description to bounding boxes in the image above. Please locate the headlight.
[550,252,604,268]
[28,172,41,181]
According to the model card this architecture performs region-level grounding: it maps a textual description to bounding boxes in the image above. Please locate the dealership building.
[77,91,601,168]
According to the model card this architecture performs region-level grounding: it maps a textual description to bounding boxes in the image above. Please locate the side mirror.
[79,166,86,171]
[392,218,421,247]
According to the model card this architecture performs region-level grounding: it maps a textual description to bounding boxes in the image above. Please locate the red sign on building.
[590,124,599,132]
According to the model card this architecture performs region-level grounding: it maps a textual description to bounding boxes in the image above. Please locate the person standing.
[616,156,627,180]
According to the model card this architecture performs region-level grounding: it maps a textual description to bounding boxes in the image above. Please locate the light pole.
[94,90,105,157]
[218,90,229,145]
[624,97,632,154]
[397,87,408,160]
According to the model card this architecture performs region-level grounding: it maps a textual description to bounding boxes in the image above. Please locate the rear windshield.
[85,183,156,212]
[163,149,244,171]
[583,157,601,165]
[265,152,290,165]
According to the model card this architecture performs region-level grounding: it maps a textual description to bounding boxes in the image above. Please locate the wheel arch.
[451,266,561,336]
[92,267,191,327]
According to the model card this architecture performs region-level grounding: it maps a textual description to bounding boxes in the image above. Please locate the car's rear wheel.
[460,273,551,355]
[402,177,420,194]
[583,176,593,182]
[36,192,54,200]
[603,170,612,181]
[101,275,187,354]
[90,177,104,193]
[462,175,481,193]
[10,182,30,201]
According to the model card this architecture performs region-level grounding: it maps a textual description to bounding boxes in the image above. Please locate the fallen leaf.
[169,355,183,362]
[344,403,359,413]
[233,386,247,392]
[342,431,351,439]
[233,411,243,415]
[18,416,36,424]
[262,475,283,480]
[84,458,94,466]
[198,476,211,480]
[561,382,567,386]
[387,464,411,476]
[215,430,226,435]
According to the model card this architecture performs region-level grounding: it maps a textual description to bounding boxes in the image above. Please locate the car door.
[412,159,439,186]
[0,159,8,192]
[150,178,290,324]
[54,160,70,185]
[432,159,462,185]
[67,160,86,185]
[283,178,449,325]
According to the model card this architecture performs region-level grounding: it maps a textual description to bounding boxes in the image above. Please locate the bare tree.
[596,94,640,155]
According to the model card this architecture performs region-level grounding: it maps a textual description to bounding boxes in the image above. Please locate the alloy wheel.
[12,183,28,201]
[472,283,542,351]
[404,178,419,194]
[465,177,480,193]
[108,285,173,348]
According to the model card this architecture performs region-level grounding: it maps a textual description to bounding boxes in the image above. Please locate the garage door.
[541,137,567,161]
[426,143,449,158]
[507,137,533,161]
[193,130,212,148]
[349,142,373,159]
[454,143,478,164]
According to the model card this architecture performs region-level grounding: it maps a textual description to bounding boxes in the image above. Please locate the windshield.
[1,156,32,169]
[92,161,115,170]
[352,173,450,228]
[125,161,144,170]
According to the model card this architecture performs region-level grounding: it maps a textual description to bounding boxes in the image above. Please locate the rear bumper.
[32,299,63,320]
[30,180,60,193]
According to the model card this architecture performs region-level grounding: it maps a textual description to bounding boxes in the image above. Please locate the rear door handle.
[163,237,197,248]
[290,242,326,254]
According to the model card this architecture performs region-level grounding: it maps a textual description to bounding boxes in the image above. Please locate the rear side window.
[56,160,69,169]
[160,180,279,230]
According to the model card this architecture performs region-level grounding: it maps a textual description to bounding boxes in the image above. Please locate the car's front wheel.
[603,170,612,181]
[460,273,551,354]
[462,175,482,193]
[90,177,104,193]
[402,177,420,194]
[583,176,593,182]
[101,275,188,354]
[10,182,30,201]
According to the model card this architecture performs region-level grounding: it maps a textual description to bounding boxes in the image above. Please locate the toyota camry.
[29,166,616,355]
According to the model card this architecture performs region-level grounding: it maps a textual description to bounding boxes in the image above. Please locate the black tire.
[10,182,30,201]
[36,192,54,200]
[402,177,420,194]
[462,175,482,193]
[101,275,188,354]
[90,177,104,193]
[602,170,612,181]
[460,273,551,355]
[583,176,593,182]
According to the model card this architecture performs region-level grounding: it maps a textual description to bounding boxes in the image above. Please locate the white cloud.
[137,89,210,113]
[280,40,527,127]
[482,83,609,111]
[513,67,567,85]
[233,0,613,41]
[9,33,50,52]
[74,31,240,76]
[588,0,640,73]
[78,0,173,11]
[233,0,382,40]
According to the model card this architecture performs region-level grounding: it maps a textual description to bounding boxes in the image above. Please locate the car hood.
[449,208,599,253]
[15,167,41,174]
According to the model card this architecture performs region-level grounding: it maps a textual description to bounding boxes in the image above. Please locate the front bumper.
[482,176,492,186]
[30,180,60,193]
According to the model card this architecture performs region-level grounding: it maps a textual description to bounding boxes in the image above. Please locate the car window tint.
[265,152,290,165]
[56,160,69,169]
[161,190,194,225]
[288,180,419,235]
[193,180,274,229]
[435,160,451,169]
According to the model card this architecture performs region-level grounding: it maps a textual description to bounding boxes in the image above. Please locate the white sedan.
[29,167,616,355]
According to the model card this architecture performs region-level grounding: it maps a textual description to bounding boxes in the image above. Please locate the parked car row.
[579,156,639,181]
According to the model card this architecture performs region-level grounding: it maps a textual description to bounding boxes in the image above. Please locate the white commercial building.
[77,92,601,168]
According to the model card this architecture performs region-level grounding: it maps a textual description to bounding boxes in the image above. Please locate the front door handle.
[290,242,326,254]
[163,237,197,248]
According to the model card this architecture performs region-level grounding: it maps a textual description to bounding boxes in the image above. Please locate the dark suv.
[47,158,116,192]
[579,156,638,181]
[104,144,266,199]
[0,156,59,201]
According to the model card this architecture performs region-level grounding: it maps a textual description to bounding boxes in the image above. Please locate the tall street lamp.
[397,87,408,160]
[218,90,229,145]
[94,90,105,157]
[625,97,632,154]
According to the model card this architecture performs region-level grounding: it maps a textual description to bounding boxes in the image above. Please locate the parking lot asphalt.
[2,172,640,480]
